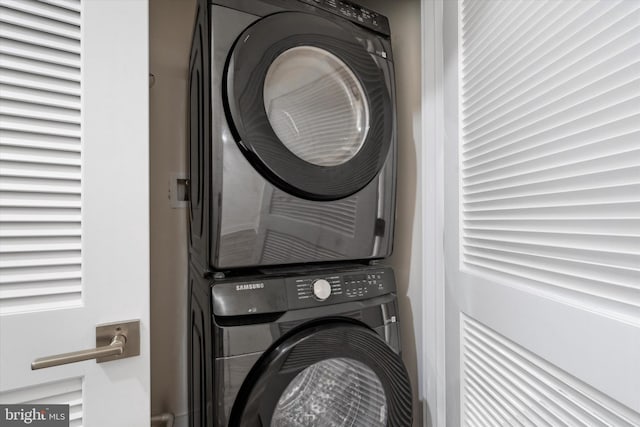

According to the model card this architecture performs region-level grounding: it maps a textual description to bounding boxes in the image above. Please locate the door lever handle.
[32,335,126,370]
[31,320,140,370]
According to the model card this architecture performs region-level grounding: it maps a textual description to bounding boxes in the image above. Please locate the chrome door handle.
[31,320,140,370]
[32,335,126,370]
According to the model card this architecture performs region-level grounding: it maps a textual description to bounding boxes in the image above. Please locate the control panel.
[343,272,385,298]
[292,275,343,302]
[286,267,393,310]
[212,266,396,316]
[300,0,391,36]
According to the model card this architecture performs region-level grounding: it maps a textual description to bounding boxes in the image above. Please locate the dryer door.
[229,322,412,427]
[224,12,393,201]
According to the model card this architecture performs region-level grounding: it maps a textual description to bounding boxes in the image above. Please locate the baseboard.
[173,413,188,427]
[151,412,188,427]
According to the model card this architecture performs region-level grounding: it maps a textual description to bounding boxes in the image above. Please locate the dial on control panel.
[312,279,332,301]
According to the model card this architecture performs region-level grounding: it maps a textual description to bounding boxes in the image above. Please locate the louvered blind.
[461,315,640,426]
[459,0,640,316]
[0,0,82,314]
[0,377,84,427]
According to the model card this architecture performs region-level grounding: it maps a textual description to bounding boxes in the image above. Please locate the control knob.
[312,279,332,301]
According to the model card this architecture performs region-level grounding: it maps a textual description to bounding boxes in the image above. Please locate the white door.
[0,1,149,426]
[441,0,640,425]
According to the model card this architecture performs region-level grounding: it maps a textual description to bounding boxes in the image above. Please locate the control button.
[312,279,332,301]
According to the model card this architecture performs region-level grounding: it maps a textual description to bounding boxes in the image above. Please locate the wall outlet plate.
[169,172,188,209]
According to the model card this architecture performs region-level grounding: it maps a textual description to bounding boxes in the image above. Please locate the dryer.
[188,263,413,427]
[188,0,397,271]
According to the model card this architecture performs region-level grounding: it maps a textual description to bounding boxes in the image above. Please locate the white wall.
[149,0,196,423]
[149,1,424,425]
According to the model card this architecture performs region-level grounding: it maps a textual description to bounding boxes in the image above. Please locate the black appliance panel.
[188,261,214,427]
[214,296,398,358]
[212,298,403,426]
[213,320,400,425]
[189,0,397,270]
[190,264,411,427]
[213,0,390,37]
[212,266,396,316]
[298,0,391,35]
[228,322,412,427]
[187,1,212,272]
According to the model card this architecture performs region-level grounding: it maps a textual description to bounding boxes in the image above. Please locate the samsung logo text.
[235,283,264,291]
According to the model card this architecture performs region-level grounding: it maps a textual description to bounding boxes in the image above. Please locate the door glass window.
[271,357,387,427]
[263,46,370,167]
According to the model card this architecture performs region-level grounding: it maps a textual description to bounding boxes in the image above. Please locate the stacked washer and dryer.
[187,0,413,426]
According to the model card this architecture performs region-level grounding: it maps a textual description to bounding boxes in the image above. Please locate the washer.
[188,0,397,270]
[188,264,413,426]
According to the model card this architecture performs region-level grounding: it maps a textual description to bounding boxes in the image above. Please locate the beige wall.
[359,0,425,424]
[149,0,423,424]
[150,0,196,422]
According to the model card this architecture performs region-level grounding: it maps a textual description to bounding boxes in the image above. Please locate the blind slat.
[463,53,639,136]
[461,0,640,315]
[462,317,640,427]
[0,0,81,315]
[0,5,80,39]
[463,2,637,102]
[464,202,640,220]
[464,237,640,271]
[2,0,80,26]
[464,150,640,189]
[463,0,579,81]
[465,166,640,203]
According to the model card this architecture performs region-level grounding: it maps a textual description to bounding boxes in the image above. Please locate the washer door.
[229,322,412,427]
[224,12,393,201]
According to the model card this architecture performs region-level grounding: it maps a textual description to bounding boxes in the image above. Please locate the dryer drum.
[263,46,370,169]
[229,322,413,427]
[271,357,388,426]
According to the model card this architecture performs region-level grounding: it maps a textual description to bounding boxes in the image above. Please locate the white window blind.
[0,0,82,314]
[459,0,640,319]
[460,314,640,426]
[0,377,84,427]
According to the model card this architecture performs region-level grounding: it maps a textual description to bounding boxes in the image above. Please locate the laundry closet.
[0,0,636,425]
[149,0,423,425]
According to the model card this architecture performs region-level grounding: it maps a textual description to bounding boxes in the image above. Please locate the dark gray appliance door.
[228,322,412,427]
[188,8,207,260]
[224,11,393,201]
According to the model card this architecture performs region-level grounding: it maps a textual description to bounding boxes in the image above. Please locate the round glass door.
[224,12,393,201]
[229,323,412,427]
[264,47,370,167]
[271,358,387,427]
